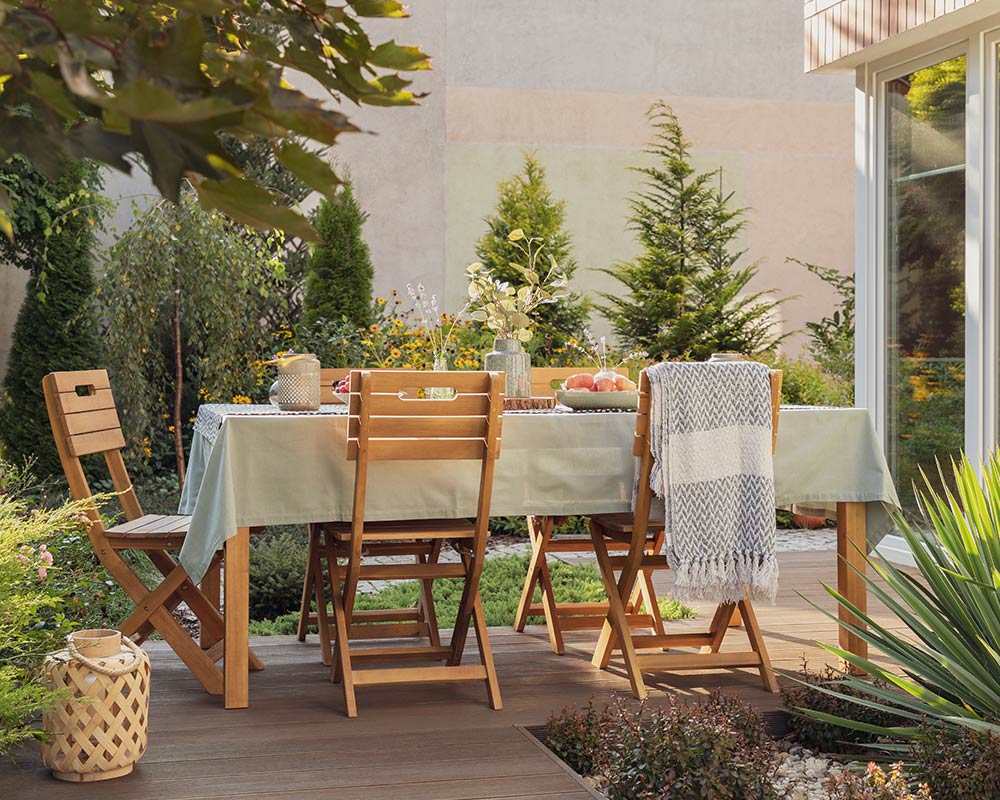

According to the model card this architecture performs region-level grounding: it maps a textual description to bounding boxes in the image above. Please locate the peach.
[593,377,617,392]
[614,374,637,391]
[565,372,595,390]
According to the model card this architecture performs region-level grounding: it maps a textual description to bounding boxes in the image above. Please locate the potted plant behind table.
[466,229,570,397]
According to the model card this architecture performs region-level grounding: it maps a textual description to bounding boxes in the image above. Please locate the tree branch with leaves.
[0,0,430,240]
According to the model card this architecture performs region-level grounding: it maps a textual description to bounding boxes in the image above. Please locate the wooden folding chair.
[321,369,504,717]
[513,366,666,654]
[298,367,434,663]
[588,367,783,698]
[42,369,263,695]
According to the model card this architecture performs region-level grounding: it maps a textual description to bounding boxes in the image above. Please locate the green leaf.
[369,41,431,71]
[276,142,340,200]
[193,177,318,241]
[351,0,408,17]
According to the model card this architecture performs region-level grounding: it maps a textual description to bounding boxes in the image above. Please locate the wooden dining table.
[178,403,899,709]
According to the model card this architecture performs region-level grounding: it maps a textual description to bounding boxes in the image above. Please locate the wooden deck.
[2,551,908,800]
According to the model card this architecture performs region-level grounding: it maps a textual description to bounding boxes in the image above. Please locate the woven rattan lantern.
[41,630,150,782]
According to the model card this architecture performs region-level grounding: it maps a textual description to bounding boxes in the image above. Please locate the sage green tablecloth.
[178,405,899,584]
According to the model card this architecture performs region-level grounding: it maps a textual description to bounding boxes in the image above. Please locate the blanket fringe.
[669,551,779,605]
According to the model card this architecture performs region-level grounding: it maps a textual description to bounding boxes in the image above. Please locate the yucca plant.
[797,454,1000,751]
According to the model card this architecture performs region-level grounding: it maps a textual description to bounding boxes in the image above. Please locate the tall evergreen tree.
[476,153,589,355]
[302,180,374,330]
[598,103,716,358]
[673,177,786,359]
[600,102,784,360]
[0,159,104,477]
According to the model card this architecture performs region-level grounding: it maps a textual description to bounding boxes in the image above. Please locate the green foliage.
[783,662,903,754]
[546,693,779,800]
[789,257,856,387]
[249,554,694,633]
[0,159,106,477]
[809,455,1000,752]
[0,0,430,238]
[600,102,784,361]
[221,135,322,334]
[302,182,374,330]
[466,229,570,342]
[892,357,964,514]
[757,352,853,407]
[100,191,285,481]
[249,530,308,621]
[474,154,590,355]
[298,291,494,371]
[826,763,932,800]
[909,724,1000,800]
[0,459,108,755]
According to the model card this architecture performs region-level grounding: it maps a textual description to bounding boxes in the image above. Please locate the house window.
[885,55,966,511]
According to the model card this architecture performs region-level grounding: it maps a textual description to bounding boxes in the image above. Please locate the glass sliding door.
[885,55,966,512]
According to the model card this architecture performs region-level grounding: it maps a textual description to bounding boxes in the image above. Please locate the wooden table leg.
[224,527,250,709]
[836,502,868,669]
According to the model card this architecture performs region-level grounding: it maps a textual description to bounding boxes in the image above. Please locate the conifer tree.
[674,177,786,359]
[599,102,784,360]
[0,160,104,477]
[476,153,589,355]
[302,180,374,330]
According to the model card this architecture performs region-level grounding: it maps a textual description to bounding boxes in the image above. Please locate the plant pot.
[483,338,530,398]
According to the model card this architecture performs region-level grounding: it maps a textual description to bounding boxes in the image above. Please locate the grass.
[248,554,695,635]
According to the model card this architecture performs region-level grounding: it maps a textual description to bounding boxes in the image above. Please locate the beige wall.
[343,0,856,351]
[0,0,856,364]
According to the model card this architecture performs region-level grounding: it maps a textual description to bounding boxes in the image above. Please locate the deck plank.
[1,550,909,798]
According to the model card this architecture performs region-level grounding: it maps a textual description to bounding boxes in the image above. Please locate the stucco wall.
[347,0,856,350]
[0,0,855,366]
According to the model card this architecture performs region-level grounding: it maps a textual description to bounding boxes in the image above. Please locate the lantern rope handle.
[66,635,144,677]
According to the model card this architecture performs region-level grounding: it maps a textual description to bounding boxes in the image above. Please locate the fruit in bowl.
[563,372,637,392]
[332,375,350,403]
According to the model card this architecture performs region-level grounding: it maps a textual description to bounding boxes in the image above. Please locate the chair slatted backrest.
[42,370,143,527]
[320,367,418,404]
[347,370,503,463]
[530,366,629,398]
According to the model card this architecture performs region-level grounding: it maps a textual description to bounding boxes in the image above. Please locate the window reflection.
[885,55,966,512]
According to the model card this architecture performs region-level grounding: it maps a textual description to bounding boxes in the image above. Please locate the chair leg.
[448,539,486,665]
[513,515,546,631]
[417,539,442,648]
[298,524,318,642]
[145,549,264,672]
[590,524,647,700]
[327,558,357,717]
[738,595,779,693]
[701,602,738,654]
[313,533,334,667]
[465,554,502,710]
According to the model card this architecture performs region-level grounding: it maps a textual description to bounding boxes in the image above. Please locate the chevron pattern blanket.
[646,361,778,604]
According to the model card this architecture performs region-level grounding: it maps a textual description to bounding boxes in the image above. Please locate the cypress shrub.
[0,160,103,477]
[475,153,590,357]
[302,181,374,330]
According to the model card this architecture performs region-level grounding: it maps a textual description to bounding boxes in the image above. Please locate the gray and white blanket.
[646,361,778,603]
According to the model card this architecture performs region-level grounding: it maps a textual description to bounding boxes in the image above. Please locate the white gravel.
[773,744,845,800]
